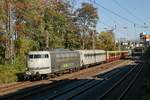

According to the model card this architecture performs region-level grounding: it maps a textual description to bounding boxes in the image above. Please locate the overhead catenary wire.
[99,21,115,29]
[112,0,145,24]
[113,0,150,30]
[70,0,149,36]
[87,0,137,25]
[70,0,120,30]
[88,0,150,36]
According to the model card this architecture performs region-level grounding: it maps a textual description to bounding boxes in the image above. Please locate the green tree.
[0,0,16,63]
[0,0,82,64]
[98,31,116,50]
[75,3,98,49]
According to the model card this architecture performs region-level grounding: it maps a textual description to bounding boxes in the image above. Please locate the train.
[132,47,144,60]
[24,49,130,80]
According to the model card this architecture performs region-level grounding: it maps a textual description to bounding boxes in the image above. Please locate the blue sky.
[71,0,150,40]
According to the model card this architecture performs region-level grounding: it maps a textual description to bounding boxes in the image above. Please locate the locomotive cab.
[25,51,51,79]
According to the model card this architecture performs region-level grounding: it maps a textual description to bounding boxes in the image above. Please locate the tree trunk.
[82,38,85,49]
[5,1,14,64]
[45,30,49,49]
[92,30,95,50]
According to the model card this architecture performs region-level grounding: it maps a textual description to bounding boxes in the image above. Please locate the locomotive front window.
[29,54,49,59]
[45,54,49,58]
[34,54,41,58]
[29,55,34,58]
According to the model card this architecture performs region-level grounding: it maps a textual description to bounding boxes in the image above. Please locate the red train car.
[106,51,129,62]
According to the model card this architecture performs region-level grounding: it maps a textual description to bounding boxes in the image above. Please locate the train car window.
[34,54,41,58]
[90,54,93,57]
[41,54,45,58]
[84,54,87,57]
[96,53,105,56]
[96,53,101,56]
[86,54,89,57]
[110,53,114,56]
[29,55,34,59]
[45,54,49,58]
[31,54,49,59]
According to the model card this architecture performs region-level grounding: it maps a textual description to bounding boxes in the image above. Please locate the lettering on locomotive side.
[62,62,76,68]
[63,64,69,68]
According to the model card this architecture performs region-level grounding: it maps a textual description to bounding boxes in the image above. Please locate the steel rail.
[0,60,129,100]
[97,63,140,100]
[46,66,127,100]
[117,63,144,100]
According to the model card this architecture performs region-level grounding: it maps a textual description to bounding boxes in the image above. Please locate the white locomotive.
[25,50,80,79]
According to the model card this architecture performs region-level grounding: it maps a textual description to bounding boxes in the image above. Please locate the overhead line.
[88,0,137,24]
[99,21,114,28]
[112,0,145,24]
[100,10,122,27]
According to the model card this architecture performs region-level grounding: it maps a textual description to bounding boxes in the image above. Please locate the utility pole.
[92,29,95,49]
[82,29,85,49]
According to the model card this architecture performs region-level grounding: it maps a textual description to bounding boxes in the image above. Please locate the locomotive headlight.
[25,68,28,71]
[25,71,31,75]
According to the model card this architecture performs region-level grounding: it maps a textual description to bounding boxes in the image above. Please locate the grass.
[0,62,26,84]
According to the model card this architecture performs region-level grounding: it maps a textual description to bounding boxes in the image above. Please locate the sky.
[71,0,150,40]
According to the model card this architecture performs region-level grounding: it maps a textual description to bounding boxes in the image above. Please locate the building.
[140,32,150,46]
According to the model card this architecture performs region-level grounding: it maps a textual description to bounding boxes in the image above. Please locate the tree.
[98,31,116,50]
[0,0,82,64]
[0,0,15,63]
[75,3,98,49]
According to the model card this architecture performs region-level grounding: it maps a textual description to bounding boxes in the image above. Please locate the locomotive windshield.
[29,54,49,59]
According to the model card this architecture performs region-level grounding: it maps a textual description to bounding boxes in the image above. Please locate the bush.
[0,45,5,64]
[0,60,26,83]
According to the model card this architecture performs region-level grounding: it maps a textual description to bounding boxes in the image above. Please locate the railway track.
[0,81,31,95]
[73,63,144,100]
[41,69,124,100]
[12,65,128,100]
[0,80,54,96]
[0,60,132,100]
[45,64,133,100]
[19,62,141,100]
[2,64,132,100]
[98,63,144,100]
